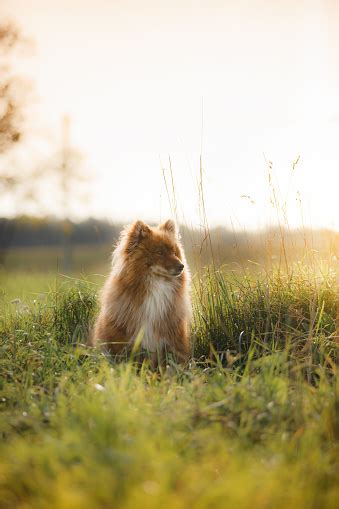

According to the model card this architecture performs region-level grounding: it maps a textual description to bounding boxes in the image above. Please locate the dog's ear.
[126,220,151,251]
[159,219,177,237]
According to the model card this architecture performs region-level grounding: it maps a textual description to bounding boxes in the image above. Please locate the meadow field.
[0,239,338,508]
[1,2,338,507]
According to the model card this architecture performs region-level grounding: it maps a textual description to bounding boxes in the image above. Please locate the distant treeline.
[0,216,338,268]
[0,217,124,249]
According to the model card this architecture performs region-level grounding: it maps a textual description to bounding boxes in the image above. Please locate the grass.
[193,266,337,362]
[0,244,108,302]
[0,266,338,508]
[1,244,111,273]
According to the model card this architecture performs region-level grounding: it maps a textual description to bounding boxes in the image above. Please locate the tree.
[0,21,34,212]
[0,22,26,156]
[0,22,27,258]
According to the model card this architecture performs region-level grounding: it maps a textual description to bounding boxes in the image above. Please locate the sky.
[1,0,339,230]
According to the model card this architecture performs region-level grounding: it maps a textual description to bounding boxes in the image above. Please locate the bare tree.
[50,115,90,271]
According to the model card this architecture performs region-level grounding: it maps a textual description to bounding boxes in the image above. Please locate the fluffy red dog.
[92,219,191,364]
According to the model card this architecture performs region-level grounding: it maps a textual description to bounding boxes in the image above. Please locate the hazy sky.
[2,0,339,230]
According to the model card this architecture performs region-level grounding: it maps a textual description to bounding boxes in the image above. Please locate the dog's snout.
[178,263,184,273]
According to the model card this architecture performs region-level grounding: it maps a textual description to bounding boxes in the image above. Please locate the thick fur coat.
[92,219,191,364]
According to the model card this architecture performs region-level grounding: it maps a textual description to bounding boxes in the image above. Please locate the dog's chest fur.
[136,275,177,351]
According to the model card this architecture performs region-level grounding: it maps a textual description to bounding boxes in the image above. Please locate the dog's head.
[124,219,185,278]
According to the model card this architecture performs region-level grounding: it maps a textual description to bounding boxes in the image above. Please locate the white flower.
[94,383,105,392]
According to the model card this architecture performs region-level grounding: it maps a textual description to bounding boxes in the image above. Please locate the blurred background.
[0,0,338,299]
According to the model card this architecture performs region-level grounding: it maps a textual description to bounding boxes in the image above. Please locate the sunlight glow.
[2,0,338,230]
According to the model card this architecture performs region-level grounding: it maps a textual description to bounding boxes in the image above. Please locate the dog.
[92,219,191,365]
